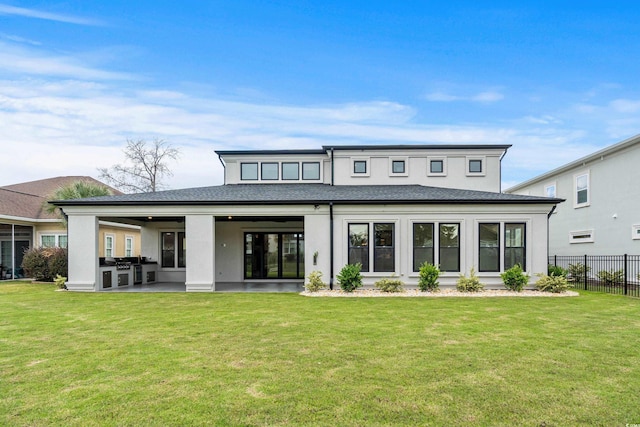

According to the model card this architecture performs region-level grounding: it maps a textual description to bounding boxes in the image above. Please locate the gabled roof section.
[53,184,562,207]
[0,176,119,220]
[506,133,640,193]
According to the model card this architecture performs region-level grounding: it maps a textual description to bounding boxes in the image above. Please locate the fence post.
[584,254,588,291]
[624,254,628,296]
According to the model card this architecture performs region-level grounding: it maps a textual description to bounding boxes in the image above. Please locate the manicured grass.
[1,283,639,426]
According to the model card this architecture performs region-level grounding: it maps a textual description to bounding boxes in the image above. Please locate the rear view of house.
[55,145,561,291]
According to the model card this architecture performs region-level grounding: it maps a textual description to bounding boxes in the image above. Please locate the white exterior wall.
[508,142,640,255]
[185,215,215,291]
[331,204,551,289]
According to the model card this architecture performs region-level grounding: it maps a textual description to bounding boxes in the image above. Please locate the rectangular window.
[413,223,434,271]
[41,235,56,248]
[545,183,556,198]
[282,162,299,180]
[125,236,133,257]
[575,172,589,207]
[392,160,405,174]
[261,162,279,180]
[632,225,640,240]
[430,160,443,174]
[479,223,499,272]
[374,223,394,272]
[353,160,367,174]
[439,223,460,272]
[302,162,320,180]
[161,231,185,268]
[469,159,483,173]
[569,229,594,244]
[505,223,526,269]
[105,234,114,257]
[58,235,68,249]
[348,223,369,272]
[241,163,258,180]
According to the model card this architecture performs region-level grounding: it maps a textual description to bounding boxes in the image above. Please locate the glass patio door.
[244,232,304,279]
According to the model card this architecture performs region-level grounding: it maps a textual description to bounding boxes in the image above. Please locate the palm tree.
[44,180,113,224]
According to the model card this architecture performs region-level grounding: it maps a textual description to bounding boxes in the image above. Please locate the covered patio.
[100,281,304,293]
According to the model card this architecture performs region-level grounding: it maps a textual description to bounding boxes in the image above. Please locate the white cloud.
[610,98,640,113]
[425,89,504,103]
[0,3,102,26]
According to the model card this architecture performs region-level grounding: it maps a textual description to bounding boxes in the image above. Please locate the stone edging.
[300,289,579,298]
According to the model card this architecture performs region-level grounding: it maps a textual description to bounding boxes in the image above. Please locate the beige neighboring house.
[0,176,141,279]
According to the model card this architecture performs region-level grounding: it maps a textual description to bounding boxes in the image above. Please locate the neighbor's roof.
[215,144,512,156]
[0,176,119,220]
[53,184,562,207]
[506,133,640,192]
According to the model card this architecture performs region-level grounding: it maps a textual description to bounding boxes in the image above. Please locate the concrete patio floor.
[101,281,304,293]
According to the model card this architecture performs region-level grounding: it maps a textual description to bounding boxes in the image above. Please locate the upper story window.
[389,157,408,176]
[261,163,279,180]
[428,157,447,176]
[467,158,484,175]
[302,162,320,180]
[353,160,368,174]
[545,183,556,198]
[282,162,299,180]
[240,163,259,180]
[575,172,590,208]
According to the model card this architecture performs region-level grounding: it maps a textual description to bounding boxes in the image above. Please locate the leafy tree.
[98,138,181,193]
[45,180,113,223]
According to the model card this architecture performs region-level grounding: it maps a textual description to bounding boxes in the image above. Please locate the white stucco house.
[506,134,640,256]
[55,144,561,292]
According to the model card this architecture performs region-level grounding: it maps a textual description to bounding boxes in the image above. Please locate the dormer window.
[261,163,278,180]
[466,157,486,176]
[389,157,408,176]
[392,160,405,173]
[241,163,259,180]
[282,162,299,180]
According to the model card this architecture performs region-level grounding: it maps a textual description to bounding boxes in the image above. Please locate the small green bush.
[548,264,568,277]
[53,275,67,289]
[21,247,67,282]
[456,268,484,292]
[535,273,573,293]
[567,263,590,280]
[596,269,624,285]
[374,277,404,293]
[418,262,440,292]
[305,270,327,292]
[337,263,363,292]
[501,264,529,292]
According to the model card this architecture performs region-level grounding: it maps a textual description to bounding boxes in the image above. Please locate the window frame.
[351,158,370,177]
[261,162,279,180]
[373,223,395,272]
[569,229,594,244]
[545,182,557,198]
[466,156,486,176]
[504,223,526,270]
[240,162,259,181]
[478,223,500,272]
[161,231,186,269]
[427,157,447,176]
[348,223,370,272]
[439,223,460,272]
[412,223,434,272]
[105,234,115,257]
[574,171,590,208]
[389,157,409,176]
[302,161,321,180]
[281,162,300,180]
[125,235,134,257]
[632,225,640,240]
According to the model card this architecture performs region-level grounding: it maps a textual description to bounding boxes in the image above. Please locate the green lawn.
[1,283,639,426]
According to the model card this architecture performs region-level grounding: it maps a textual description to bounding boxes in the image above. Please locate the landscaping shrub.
[337,263,362,292]
[21,247,68,282]
[418,262,440,291]
[305,270,327,292]
[456,268,484,292]
[548,264,568,277]
[535,273,573,293]
[374,277,404,293]
[501,264,529,292]
[567,263,590,280]
[596,269,624,285]
[53,275,67,289]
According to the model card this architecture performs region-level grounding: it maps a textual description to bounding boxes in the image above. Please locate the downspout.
[330,148,334,186]
[217,153,226,185]
[329,202,334,290]
[499,147,509,192]
[547,205,557,263]
[11,224,15,279]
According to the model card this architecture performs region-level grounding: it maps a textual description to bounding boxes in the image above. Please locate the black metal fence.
[548,255,640,297]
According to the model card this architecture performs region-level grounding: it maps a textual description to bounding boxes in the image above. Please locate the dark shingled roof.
[53,184,563,206]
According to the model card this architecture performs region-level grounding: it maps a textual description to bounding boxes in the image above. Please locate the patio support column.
[185,215,215,292]
[305,210,331,285]
[66,214,99,291]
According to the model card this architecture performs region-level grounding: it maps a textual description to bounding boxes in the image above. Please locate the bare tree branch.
[98,139,181,193]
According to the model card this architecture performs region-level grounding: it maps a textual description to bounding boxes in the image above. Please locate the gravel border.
[301,289,579,297]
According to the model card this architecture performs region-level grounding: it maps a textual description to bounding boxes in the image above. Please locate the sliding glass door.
[244,232,304,279]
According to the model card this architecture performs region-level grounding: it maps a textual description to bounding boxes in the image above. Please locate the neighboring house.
[0,176,141,279]
[55,145,561,292]
[506,133,640,256]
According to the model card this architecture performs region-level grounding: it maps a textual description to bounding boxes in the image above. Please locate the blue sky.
[1,1,640,190]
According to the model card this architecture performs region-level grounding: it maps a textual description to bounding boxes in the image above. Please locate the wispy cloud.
[0,3,102,26]
[425,90,504,103]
